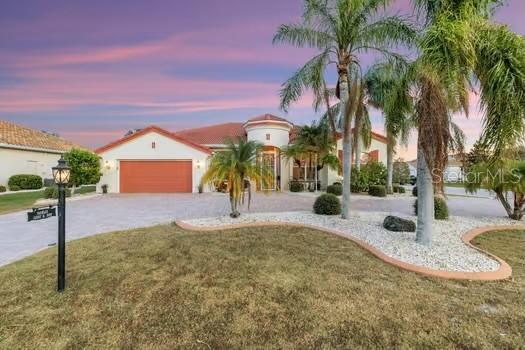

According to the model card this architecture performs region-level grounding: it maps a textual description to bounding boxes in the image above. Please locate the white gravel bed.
[182,211,524,272]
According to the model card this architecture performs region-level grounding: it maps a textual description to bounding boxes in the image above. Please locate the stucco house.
[0,120,83,188]
[408,154,465,182]
[95,114,387,193]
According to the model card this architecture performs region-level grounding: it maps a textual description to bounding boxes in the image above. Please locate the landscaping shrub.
[326,184,342,196]
[0,185,6,193]
[412,186,417,197]
[368,185,386,197]
[44,187,55,199]
[8,174,43,190]
[393,161,410,184]
[9,185,21,191]
[63,149,101,187]
[290,181,303,192]
[413,196,449,220]
[313,193,341,215]
[350,169,368,193]
[44,186,72,199]
[434,196,449,220]
[363,161,387,186]
[392,184,406,194]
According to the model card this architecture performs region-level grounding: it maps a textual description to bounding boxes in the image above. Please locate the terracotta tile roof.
[96,125,212,154]
[246,113,291,124]
[0,120,85,152]
[175,122,246,145]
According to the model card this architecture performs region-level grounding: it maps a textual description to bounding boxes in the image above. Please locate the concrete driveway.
[0,192,510,266]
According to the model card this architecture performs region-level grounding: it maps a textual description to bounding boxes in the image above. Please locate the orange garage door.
[120,160,192,193]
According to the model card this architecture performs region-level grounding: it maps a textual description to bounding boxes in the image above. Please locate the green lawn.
[0,225,523,349]
[73,185,96,195]
[0,190,45,215]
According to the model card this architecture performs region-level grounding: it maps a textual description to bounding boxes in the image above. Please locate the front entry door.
[261,152,276,190]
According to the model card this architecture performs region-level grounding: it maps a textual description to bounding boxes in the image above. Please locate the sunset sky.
[1,0,523,159]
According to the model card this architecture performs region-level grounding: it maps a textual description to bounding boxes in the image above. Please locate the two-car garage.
[119,160,193,193]
[95,126,211,194]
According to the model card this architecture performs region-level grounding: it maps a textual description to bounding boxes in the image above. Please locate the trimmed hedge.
[413,196,449,220]
[0,185,6,193]
[326,184,342,196]
[313,193,341,215]
[44,186,72,199]
[8,174,43,190]
[412,186,418,197]
[9,185,21,191]
[392,184,406,194]
[368,185,387,197]
[290,182,303,192]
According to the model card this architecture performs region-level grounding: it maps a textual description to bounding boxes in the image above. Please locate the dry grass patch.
[0,225,523,349]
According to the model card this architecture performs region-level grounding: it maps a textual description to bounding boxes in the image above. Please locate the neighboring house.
[0,120,84,187]
[95,114,388,193]
[408,154,465,182]
[443,154,465,182]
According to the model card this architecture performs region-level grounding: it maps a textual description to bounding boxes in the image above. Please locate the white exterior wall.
[0,147,62,187]
[97,131,210,193]
[245,123,291,148]
[246,122,292,191]
[323,136,388,189]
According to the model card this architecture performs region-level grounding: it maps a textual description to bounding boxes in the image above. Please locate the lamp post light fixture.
[52,156,71,292]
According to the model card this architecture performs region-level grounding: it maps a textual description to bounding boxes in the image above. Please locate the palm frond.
[273,23,334,49]
[474,23,525,156]
[278,50,330,112]
[357,15,418,50]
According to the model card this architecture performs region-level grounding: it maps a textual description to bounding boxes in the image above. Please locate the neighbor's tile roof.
[175,122,246,145]
[246,113,291,124]
[0,120,84,152]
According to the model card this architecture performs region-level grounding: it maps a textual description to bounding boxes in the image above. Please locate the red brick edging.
[175,220,525,281]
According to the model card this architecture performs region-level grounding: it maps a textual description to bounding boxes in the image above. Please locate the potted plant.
[101,184,108,194]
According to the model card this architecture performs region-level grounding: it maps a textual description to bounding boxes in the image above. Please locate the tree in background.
[466,158,524,220]
[393,160,410,185]
[364,60,413,194]
[63,149,101,189]
[273,0,416,219]
[200,138,273,218]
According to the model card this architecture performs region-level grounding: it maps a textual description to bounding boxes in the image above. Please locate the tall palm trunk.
[229,190,240,218]
[416,145,434,245]
[355,133,362,172]
[386,131,394,194]
[339,67,352,219]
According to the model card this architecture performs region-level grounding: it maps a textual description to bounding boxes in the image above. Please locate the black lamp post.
[52,156,71,292]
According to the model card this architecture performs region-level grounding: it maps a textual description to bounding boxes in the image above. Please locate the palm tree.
[352,81,372,172]
[283,120,339,190]
[410,0,525,244]
[200,138,273,218]
[273,0,416,219]
[364,61,413,193]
